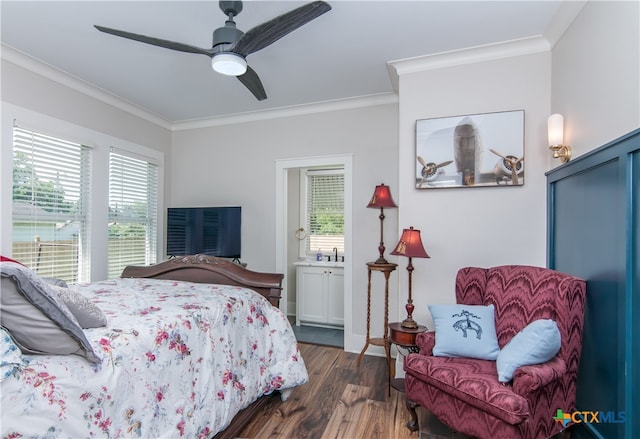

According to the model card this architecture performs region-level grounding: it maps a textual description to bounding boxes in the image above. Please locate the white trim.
[1,44,172,130]
[275,154,353,352]
[172,94,398,130]
[544,1,587,49]
[1,103,165,281]
[2,43,397,130]
[388,36,550,77]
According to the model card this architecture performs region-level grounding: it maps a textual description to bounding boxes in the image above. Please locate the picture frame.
[415,110,524,189]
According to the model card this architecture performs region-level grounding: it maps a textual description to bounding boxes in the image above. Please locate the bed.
[1,254,308,438]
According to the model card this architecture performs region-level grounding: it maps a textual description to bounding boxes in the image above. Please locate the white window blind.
[108,150,158,279]
[304,168,344,256]
[12,126,91,283]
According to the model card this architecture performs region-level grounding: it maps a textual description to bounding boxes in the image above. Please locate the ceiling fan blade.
[237,66,267,101]
[232,1,331,56]
[94,25,213,57]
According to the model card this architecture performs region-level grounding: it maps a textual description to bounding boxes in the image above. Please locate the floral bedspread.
[1,278,308,438]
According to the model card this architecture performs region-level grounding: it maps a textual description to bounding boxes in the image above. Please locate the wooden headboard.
[121,254,284,307]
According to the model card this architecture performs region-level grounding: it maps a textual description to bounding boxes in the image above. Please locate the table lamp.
[367,183,397,264]
[391,226,430,328]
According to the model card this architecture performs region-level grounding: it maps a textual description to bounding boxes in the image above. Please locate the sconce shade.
[547,113,572,163]
[391,227,430,259]
[548,114,564,146]
[367,184,397,208]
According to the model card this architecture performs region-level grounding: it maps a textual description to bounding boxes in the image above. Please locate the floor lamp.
[391,226,430,328]
[367,183,397,264]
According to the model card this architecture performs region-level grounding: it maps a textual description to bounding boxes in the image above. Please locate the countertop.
[294,260,345,268]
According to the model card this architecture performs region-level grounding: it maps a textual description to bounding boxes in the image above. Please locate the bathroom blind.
[304,168,344,256]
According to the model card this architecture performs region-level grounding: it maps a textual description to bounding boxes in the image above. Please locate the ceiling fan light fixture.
[211,52,247,76]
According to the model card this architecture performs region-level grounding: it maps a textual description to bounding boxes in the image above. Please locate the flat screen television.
[166,206,241,258]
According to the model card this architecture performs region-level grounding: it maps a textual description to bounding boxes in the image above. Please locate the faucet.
[333,247,338,262]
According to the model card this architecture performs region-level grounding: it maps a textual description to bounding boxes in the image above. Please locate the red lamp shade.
[391,227,430,259]
[367,184,397,208]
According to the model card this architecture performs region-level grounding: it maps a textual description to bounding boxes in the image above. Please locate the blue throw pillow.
[496,319,561,382]
[429,304,500,360]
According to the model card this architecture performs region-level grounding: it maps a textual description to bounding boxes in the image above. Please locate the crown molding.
[172,93,398,130]
[544,0,587,49]
[2,43,398,131]
[386,1,586,83]
[1,43,172,130]
[388,36,551,79]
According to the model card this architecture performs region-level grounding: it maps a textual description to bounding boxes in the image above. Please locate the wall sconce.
[391,226,430,329]
[548,113,572,163]
[367,183,397,264]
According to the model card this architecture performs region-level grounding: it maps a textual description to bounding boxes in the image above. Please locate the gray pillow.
[50,285,107,329]
[0,262,100,364]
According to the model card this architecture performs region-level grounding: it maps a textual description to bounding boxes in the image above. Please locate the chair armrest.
[415,331,435,355]
[512,356,567,395]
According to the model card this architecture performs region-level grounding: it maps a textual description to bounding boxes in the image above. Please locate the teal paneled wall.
[547,129,639,438]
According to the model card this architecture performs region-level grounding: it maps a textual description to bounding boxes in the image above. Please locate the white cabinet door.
[296,267,327,324]
[327,268,344,326]
[296,266,344,327]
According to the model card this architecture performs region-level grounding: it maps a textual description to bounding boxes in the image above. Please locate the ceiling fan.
[94,1,331,101]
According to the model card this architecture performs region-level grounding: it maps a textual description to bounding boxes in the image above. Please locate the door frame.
[275,154,353,349]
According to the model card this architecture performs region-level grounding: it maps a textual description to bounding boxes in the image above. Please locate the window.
[108,149,158,279]
[301,168,344,257]
[12,126,91,283]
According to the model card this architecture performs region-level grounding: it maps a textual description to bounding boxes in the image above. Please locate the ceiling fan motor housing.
[213,23,243,47]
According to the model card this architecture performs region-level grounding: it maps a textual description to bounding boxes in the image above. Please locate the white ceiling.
[1,1,573,125]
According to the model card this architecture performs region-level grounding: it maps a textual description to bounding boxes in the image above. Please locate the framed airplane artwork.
[415,110,524,189]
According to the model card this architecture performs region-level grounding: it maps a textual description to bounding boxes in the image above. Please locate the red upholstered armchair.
[404,265,586,439]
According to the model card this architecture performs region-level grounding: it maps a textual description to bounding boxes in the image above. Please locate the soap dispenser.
[316,248,323,261]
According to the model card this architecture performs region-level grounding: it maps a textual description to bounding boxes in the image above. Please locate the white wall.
[390,0,639,334]
[551,0,640,156]
[1,60,172,153]
[393,50,551,331]
[170,104,399,351]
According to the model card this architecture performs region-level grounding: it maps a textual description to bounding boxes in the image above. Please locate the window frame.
[299,167,345,260]
[11,126,92,283]
[2,106,164,281]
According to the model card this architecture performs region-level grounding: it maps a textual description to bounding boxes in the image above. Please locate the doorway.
[275,154,353,350]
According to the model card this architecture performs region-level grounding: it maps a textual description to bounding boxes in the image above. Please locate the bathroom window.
[300,168,344,258]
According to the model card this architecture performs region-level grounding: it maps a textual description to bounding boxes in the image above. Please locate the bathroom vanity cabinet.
[295,263,344,328]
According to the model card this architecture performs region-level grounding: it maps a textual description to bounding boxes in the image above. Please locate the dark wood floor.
[237,342,466,439]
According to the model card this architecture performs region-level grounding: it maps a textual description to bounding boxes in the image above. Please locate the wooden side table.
[388,322,428,392]
[357,262,397,375]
